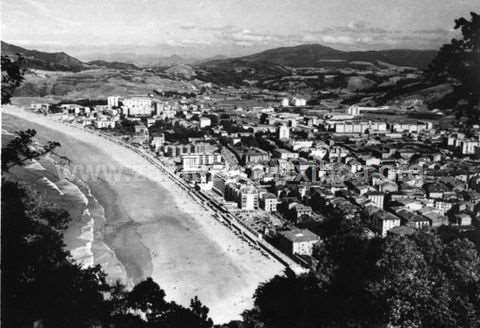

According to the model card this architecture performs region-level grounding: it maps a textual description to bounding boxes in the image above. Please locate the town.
[28,89,480,270]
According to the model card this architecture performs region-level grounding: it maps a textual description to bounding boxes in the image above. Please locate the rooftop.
[280,228,320,243]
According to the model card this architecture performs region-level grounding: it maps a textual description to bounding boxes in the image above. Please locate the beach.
[2,106,284,323]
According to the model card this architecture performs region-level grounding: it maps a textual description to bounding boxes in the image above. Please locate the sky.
[1,0,479,60]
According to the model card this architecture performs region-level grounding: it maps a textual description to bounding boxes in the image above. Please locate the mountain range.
[2,41,437,83]
[1,41,87,72]
[232,44,436,68]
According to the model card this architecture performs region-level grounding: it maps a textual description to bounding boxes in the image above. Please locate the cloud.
[298,21,455,50]
[179,24,197,30]
[413,28,455,35]
[27,0,81,27]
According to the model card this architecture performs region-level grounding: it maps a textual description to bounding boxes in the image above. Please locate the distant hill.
[164,64,196,80]
[193,55,229,65]
[87,60,139,70]
[1,41,87,72]
[234,44,436,68]
[196,44,437,85]
[149,55,197,67]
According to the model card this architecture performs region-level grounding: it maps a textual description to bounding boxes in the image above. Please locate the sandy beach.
[2,106,284,323]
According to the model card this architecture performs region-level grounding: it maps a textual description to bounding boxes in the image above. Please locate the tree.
[1,181,111,328]
[127,277,168,321]
[1,55,25,104]
[429,12,480,123]
[190,296,214,328]
[2,129,60,172]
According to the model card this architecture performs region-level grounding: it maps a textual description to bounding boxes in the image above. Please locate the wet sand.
[2,107,284,323]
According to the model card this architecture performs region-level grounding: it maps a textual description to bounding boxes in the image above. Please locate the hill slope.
[1,41,87,72]
[196,44,437,85]
[87,60,139,70]
[202,44,437,69]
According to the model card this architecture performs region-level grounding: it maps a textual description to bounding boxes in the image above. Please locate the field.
[14,69,202,101]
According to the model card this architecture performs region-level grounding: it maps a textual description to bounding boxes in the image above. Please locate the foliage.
[241,228,480,328]
[2,129,60,172]
[429,12,480,123]
[1,54,25,104]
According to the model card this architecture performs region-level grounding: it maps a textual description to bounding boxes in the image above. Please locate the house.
[425,182,449,199]
[452,213,472,226]
[293,204,313,220]
[365,205,401,237]
[199,117,212,128]
[394,208,430,229]
[123,96,154,117]
[260,193,278,212]
[182,153,223,172]
[366,191,385,209]
[151,135,165,152]
[132,124,149,144]
[278,228,321,256]
[273,148,299,160]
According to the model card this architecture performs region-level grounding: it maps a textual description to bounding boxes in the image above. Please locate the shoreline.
[2,105,285,323]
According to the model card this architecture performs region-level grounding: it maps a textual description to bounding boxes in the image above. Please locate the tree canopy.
[429,12,480,123]
[1,55,25,104]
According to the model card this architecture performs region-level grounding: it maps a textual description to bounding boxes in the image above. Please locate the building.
[95,118,116,129]
[239,185,258,210]
[391,121,431,133]
[278,228,320,256]
[260,193,278,212]
[288,140,313,151]
[461,140,479,155]
[277,125,290,141]
[31,103,50,112]
[213,173,237,196]
[123,96,153,117]
[225,183,258,210]
[293,204,313,220]
[366,191,385,209]
[273,148,299,160]
[182,153,222,171]
[107,96,120,108]
[291,97,307,107]
[370,208,401,237]
[163,143,208,157]
[347,105,360,116]
[199,117,212,128]
[241,148,270,165]
[132,124,150,144]
[452,213,472,226]
[151,135,165,152]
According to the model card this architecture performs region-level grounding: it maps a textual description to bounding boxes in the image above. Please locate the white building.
[123,96,153,116]
[347,105,361,116]
[291,97,307,107]
[107,96,120,108]
[239,185,258,210]
[182,153,223,172]
[279,228,320,256]
[277,125,290,141]
[461,140,479,155]
[95,118,116,129]
[367,192,385,209]
[260,193,278,212]
[151,135,165,152]
[199,117,212,128]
